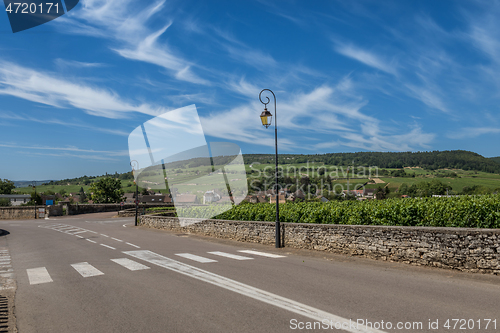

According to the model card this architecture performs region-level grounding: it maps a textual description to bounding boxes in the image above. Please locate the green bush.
[200,195,500,228]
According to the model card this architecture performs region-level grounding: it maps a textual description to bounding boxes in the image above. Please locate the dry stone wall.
[140,216,500,275]
[0,207,38,219]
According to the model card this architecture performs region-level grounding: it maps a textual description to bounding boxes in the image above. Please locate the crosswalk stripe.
[207,251,253,260]
[111,258,150,271]
[123,250,385,333]
[175,253,217,263]
[238,250,286,258]
[71,262,104,278]
[27,267,53,285]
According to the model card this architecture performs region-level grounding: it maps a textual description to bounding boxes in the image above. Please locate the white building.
[0,194,31,206]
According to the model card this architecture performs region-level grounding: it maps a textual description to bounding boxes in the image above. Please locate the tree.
[59,189,67,197]
[0,198,11,207]
[141,188,149,196]
[0,179,15,194]
[79,187,87,203]
[89,177,124,203]
[28,192,42,205]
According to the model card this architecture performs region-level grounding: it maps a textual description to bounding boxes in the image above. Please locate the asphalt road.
[0,213,499,333]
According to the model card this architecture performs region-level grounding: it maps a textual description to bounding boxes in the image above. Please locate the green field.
[11,162,500,198]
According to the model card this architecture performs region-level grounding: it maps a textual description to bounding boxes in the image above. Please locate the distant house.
[363,188,376,199]
[289,190,306,202]
[0,194,31,206]
[141,195,171,204]
[203,190,221,204]
[245,194,267,204]
[173,194,198,204]
[123,193,137,204]
[269,193,286,204]
[343,190,364,197]
[317,196,329,203]
[41,195,55,205]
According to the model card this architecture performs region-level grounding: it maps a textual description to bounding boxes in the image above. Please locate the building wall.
[139,216,500,275]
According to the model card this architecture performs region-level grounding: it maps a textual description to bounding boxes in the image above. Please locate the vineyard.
[196,195,500,228]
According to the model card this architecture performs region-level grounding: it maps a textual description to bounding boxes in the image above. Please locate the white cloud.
[0,61,169,119]
[200,82,435,152]
[54,59,106,68]
[447,127,500,139]
[334,43,397,75]
[0,112,129,136]
[0,143,128,157]
[59,0,208,84]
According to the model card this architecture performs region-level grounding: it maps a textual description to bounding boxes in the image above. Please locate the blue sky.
[1,0,500,181]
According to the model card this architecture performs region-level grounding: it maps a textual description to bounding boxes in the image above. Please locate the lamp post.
[130,161,139,227]
[259,89,281,248]
[32,181,37,219]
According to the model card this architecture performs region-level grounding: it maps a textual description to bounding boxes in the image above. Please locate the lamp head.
[260,108,273,128]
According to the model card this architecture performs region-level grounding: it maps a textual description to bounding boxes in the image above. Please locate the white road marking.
[100,234,109,237]
[124,250,385,333]
[64,229,82,233]
[27,267,53,285]
[100,244,116,250]
[86,230,98,234]
[76,235,84,238]
[207,251,253,260]
[54,227,75,231]
[238,250,286,258]
[175,253,217,263]
[111,237,123,242]
[86,239,96,244]
[71,262,104,278]
[126,242,140,248]
[111,258,150,271]
[71,231,87,235]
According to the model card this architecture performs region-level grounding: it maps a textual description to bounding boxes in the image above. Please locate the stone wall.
[140,216,500,275]
[64,203,173,216]
[0,207,39,219]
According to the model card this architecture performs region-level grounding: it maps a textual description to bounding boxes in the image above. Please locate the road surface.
[0,213,499,332]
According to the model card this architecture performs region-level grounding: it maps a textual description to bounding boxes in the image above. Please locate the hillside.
[245,150,500,173]
[491,156,500,164]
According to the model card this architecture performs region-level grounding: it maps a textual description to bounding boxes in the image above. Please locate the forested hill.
[245,150,500,173]
[491,157,500,164]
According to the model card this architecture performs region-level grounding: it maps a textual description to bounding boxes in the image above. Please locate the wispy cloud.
[0,61,170,119]
[54,58,106,68]
[334,43,397,75]
[447,127,500,139]
[0,112,129,136]
[201,82,435,152]
[58,0,208,85]
[0,143,128,156]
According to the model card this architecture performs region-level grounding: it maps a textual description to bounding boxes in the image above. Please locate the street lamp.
[259,89,281,248]
[32,181,37,219]
[130,161,139,227]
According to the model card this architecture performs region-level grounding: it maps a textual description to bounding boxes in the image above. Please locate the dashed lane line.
[100,244,116,250]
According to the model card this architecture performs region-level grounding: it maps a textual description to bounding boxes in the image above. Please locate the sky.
[1,0,500,181]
